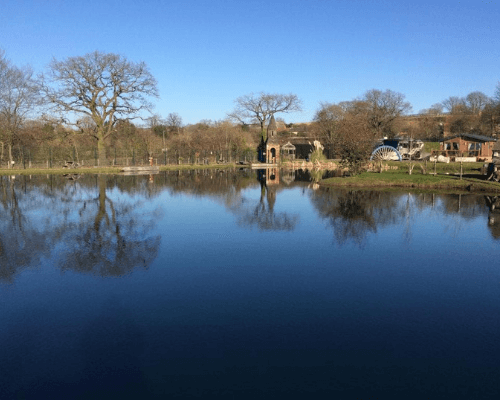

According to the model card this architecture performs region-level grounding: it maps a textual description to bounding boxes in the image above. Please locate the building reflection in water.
[233,168,298,231]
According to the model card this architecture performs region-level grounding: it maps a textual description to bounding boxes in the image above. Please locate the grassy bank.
[321,167,500,194]
[0,163,236,176]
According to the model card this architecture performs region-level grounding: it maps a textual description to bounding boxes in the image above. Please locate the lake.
[1,169,499,399]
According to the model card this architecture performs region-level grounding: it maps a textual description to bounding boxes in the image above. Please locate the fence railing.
[1,148,258,169]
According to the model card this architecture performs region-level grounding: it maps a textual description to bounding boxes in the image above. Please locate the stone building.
[257,115,281,164]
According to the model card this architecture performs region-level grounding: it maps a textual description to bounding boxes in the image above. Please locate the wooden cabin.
[439,133,497,161]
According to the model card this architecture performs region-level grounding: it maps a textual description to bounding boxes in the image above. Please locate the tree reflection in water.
[56,175,161,276]
[311,187,495,246]
[0,175,161,282]
[231,168,299,231]
[1,170,498,283]
[485,195,500,239]
[0,176,52,282]
[310,189,403,246]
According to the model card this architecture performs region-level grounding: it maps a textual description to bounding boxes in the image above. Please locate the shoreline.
[0,163,236,176]
[2,161,499,195]
[319,173,500,194]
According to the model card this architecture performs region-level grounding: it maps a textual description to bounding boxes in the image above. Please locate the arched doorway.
[270,148,276,163]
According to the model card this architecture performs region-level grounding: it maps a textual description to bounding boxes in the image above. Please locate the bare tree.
[441,96,466,114]
[166,112,182,134]
[362,89,412,137]
[228,92,302,135]
[40,51,159,164]
[313,100,374,173]
[494,82,500,104]
[0,50,39,168]
[313,102,345,144]
[420,103,444,115]
[465,91,490,115]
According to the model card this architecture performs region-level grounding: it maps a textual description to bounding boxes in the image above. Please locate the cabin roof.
[440,133,497,143]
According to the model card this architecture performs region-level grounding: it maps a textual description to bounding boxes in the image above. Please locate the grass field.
[321,161,500,194]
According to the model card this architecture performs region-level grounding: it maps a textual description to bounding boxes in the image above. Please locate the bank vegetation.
[2,49,500,174]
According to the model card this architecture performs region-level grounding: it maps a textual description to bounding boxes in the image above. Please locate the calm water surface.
[1,170,499,399]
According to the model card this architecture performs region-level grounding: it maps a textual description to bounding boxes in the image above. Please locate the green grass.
[321,166,500,194]
[423,142,440,153]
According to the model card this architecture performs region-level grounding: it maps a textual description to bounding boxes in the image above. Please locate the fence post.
[460,152,463,180]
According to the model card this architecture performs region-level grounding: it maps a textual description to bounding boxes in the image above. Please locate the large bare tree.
[228,92,302,136]
[362,89,412,137]
[0,50,39,168]
[441,96,466,114]
[465,91,490,115]
[40,51,159,164]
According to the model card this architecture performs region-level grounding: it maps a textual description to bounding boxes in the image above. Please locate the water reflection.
[1,169,500,398]
[485,195,500,239]
[0,176,52,282]
[1,170,498,283]
[0,175,161,282]
[56,175,161,276]
[310,189,402,246]
[232,168,299,231]
[310,187,495,246]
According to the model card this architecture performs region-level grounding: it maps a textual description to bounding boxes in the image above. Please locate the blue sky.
[1,0,499,125]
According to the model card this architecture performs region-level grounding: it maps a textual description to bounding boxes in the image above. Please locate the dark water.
[1,170,499,399]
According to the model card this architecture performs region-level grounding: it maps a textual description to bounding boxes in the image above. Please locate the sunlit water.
[1,170,499,399]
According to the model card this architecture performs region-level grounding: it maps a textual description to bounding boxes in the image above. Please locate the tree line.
[2,49,500,169]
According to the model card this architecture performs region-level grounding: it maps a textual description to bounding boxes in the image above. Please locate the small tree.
[0,50,39,168]
[166,112,183,135]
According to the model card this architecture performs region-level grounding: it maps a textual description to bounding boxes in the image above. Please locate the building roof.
[282,137,316,146]
[282,141,296,150]
[440,133,497,143]
[267,115,277,132]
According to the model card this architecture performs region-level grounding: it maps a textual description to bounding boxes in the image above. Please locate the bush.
[310,149,327,163]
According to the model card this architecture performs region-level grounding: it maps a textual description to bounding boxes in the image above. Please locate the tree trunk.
[97,139,107,166]
[8,144,13,169]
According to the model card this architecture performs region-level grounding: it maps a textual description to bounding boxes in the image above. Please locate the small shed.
[439,133,497,160]
[284,138,316,159]
[281,141,296,159]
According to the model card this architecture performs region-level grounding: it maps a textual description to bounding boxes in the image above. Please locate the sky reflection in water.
[0,170,499,399]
